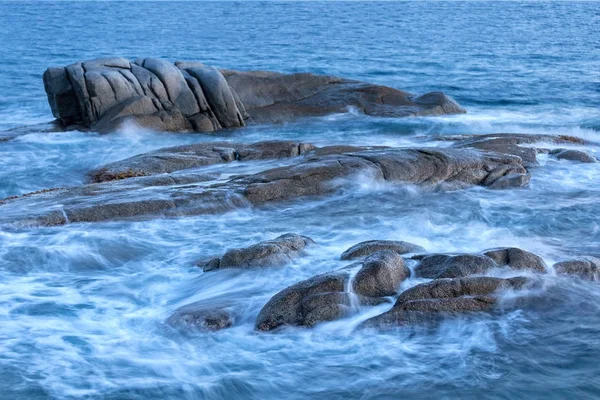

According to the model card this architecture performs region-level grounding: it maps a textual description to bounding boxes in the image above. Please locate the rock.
[483,247,547,273]
[413,248,547,279]
[550,149,597,163]
[352,251,410,297]
[340,240,426,260]
[43,57,466,133]
[166,303,233,332]
[255,270,350,331]
[362,276,531,327]
[255,250,411,331]
[90,140,315,182]
[441,133,593,167]
[413,254,497,279]
[239,148,529,205]
[0,146,531,227]
[199,233,315,272]
[554,256,600,281]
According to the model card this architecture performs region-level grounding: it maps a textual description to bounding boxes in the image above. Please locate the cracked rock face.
[199,233,315,272]
[44,57,466,133]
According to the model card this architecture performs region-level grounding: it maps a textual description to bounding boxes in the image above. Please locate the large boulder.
[363,276,532,327]
[199,233,315,272]
[340,240,426,260]
[554,256,600,281]
[483,247,547,273]
[43,57,466,133]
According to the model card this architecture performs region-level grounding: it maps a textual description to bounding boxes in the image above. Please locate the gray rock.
[43,57,466,133]
[550,149,597,163]
[554,256,600,281]
[352,250,410,297]
[442,133,592,167]
[90,140,314,182]
[363,276,531,327]
[255,270,350,331]
[0,146,530,227]
[483,247,547,273]
[199,233,315,272]
[166,303,233,332]
[341,240,426,260]
[413,254,498,279]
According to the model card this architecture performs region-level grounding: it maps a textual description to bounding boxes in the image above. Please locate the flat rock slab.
[0,146,531,227]
[199,233,315,272]
[43,57,466,133]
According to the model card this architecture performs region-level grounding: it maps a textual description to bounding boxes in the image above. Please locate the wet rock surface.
[199,233,315,272]
[352,251,410,297]
[340,240,426,260]
[413,247,547,279]
[437,133,593,166]
[43,57,466,134]
[363,276,532,327]
[0,145,531,227]
[166,303,234,332]
[550,149,597,163]
[90,140,315,182]
[554,257,600,281]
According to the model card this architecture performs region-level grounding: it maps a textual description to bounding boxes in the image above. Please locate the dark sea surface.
[0,1,599,399]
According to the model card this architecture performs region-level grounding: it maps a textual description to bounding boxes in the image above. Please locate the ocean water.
[1,1,600,399]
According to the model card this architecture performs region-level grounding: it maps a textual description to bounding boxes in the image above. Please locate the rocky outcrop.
[166,303,234,332]
[0,146,531,227]
[550,149,597,163]
[199,233,315,272]
[255,251,410,331]
[90,140,315,182]
[554,256,600,281]
[439,133,592,166]
[43,57,466,133]
[362,276,532,327]
[340,240,426,260]
[412,248,547,279]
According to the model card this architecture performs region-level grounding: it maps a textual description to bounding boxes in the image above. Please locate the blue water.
[1,1,600,399]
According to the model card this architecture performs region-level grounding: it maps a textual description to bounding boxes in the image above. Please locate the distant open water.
[1,2,600,399]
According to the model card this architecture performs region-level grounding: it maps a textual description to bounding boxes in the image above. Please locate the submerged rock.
[363,276,532,327]
[166,303,234,332]
[554,257,600,281]
[550,149,597,163]
[199,233,315,272]
[43,57,466,133]
[340,240,426,260]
